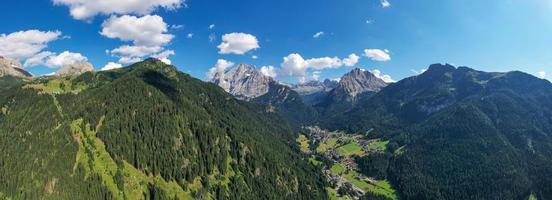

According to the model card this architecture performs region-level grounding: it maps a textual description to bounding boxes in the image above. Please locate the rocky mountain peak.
[0,56,33,78]
[337,68,388,97]
[56,61,94,77]
[210,64,275,99]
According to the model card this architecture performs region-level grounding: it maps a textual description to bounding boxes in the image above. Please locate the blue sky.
[1,0,551,83]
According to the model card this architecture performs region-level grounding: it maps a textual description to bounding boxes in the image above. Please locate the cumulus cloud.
[342,54,360,67]
[101,15,173,47]
[209,24,216,29]
[217,33,259,55]
[187,33,193,38]
[207,59,234,79]
[101,62,123,71]
[0,30,61,62]
[110,45,162,58]
[53,0,185,20]
[538,71,547,79]
[252,55,258,59]
[381,0,391,8]
[372,69,394,83]
[364,49,391,62]
[313,32,325,39]
[24,51,54,67]
[280,53,360,80]
[101,15,175,64]
[45,51,88,68]
[260,65,277,78]
[24,51,88,68]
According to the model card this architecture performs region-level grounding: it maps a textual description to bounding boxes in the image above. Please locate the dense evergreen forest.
[322,64,552,200]
[0,59,327,199]
[3,60,552,200]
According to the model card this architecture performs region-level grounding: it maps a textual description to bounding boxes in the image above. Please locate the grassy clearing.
[330,164,346,175]
[343,171,397,200]
[367,140,389,151]
[71,118,192,199]
[317,138,338,153]
[296,134,310,153]
[337,143,364,156]
[308,157,323,166]
[25,78,88,94]
[529,193,538,200]
[326,187,340,200]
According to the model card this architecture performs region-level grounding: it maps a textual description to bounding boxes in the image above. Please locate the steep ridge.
[210,64,317,124]
[323,64,552,200]
[292,79,338,105]
[210,64,272,100]
[315,68,388,118]
[0,56,33,78]
[0,59,326,199]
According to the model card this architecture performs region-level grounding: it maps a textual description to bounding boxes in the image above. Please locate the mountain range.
[1,59,552,200]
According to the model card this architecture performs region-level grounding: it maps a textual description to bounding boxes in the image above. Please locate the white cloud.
[313,32,325,39]
[260,65,277,78]
[217,33,259,55]
[380,0,391,8]
[364,49,391,62]
[53,0,185,20]
[538,71,547,79]
[372,69,394,83]
[110,45,162,58]
[22,51,88,68]
[187,33,193,38]
[280,53,359,81]
[281,53,309,78]
[366,19,375,24]
[119,57,143,64]
[0,30,61,62]
[252,55,258,59]
[101,62,123,71]
[45,51,88,68]
[101,15,175,64]
[207,59,234,79]
[209,24,216,29]
[101,15,173,47]
[342,54,360,66]
[170,24,184,30]
[24,51,54,67]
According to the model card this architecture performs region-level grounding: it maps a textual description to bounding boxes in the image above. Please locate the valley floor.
[296,127,397,200]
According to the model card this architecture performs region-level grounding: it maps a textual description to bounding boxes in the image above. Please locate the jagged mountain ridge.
[210,64,273,99]
[335,68,388,99]
[0,56,33,78]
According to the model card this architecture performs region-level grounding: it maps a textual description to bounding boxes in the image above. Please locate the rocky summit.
[0,56,33,78]
[56,61,94,77]
[210,64,274,99]
[336,68,388,98]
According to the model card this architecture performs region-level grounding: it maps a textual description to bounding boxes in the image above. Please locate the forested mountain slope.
[322,64,552,199]
[0,59,326,199]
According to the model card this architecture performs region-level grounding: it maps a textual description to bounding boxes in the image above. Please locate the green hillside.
[323,64,552,200]
[0,59,326,199]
